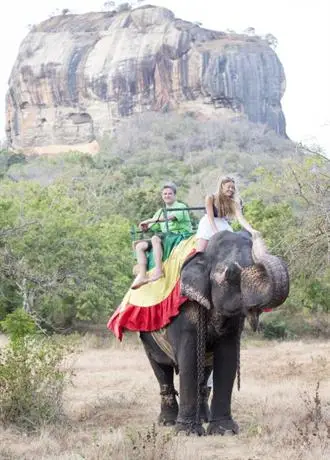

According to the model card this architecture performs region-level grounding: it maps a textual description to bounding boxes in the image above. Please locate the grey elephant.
[140,230,289,435]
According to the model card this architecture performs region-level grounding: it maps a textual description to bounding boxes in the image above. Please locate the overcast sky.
[0,0,329,153]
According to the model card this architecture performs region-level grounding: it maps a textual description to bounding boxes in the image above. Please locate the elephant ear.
[180,252,211,310]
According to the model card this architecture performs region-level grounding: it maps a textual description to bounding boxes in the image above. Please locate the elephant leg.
[207,336,239,436]
[140,333,178,426]
[151,360,178,426]
[175,333,205,436]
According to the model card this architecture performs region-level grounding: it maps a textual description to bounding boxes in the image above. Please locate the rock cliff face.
[6,5,286,154]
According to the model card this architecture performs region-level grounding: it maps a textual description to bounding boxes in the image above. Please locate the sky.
[0,0,329,153]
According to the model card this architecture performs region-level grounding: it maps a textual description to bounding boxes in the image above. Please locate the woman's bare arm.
[205,195,219,234]
[234,204,259,235]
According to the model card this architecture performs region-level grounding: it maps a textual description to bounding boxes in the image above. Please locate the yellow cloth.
[118,235,196,312]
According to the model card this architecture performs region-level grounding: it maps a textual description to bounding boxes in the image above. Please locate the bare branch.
[288,165,311,206]
[0,221,39,238]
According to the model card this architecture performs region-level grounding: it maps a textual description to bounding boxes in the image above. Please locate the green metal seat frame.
[130,206,206,243]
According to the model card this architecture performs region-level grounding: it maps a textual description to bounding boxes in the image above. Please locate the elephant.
[140,230,289,435]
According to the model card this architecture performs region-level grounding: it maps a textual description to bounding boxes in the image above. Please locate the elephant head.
[181,231,289,331]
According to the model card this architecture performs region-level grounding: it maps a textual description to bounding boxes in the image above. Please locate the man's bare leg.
[150,235,164,282]
[131,241,150,289]
[196,238,208,252]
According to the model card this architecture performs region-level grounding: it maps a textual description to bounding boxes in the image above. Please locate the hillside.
[4,112,296,206]
[0,111,329,332]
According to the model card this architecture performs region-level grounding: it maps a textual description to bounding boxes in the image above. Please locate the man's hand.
[167,214,176,221]
[139,221,149,231]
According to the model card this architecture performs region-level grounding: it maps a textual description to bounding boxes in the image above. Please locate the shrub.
[293,382,330,454]
[260,309,302,340]
[0,336,73,430]
[262,317,290,340]
[117,2,132,13]
[125,423,173,459]
[0,308,37,341]
[301,277,330,313]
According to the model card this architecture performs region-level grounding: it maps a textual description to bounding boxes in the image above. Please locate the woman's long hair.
[213,176,238,218]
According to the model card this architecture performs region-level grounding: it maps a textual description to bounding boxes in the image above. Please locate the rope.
[236,314,244,391]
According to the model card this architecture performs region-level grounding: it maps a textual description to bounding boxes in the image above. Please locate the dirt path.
[0,333,8,348]
[0,335,329,459]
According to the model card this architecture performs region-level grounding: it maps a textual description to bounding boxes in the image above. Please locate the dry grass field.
[0,332,329,460]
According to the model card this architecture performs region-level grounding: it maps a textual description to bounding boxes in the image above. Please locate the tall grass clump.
[0,310,73,430]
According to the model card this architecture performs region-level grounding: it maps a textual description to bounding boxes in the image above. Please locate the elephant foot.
[158,384,179,426]
[207,417,239,436]
[175,422,205,436]
[159,418,176,427]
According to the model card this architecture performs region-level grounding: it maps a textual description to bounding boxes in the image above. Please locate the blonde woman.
[196,176,259,252]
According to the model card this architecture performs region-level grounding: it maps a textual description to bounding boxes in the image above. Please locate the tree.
[243,27,256,36]
[263,33,278,49]
[0,181,133,327]
[103,1,115,9]
[102,0,145,11]
[244,154,330,312]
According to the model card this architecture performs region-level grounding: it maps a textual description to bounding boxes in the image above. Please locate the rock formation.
[6,5,286,154]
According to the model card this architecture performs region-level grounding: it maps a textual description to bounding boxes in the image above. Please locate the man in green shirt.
[131,183,192,289]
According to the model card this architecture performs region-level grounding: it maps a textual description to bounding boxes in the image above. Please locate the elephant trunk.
[241,235,290,311]
[256,253,290,309]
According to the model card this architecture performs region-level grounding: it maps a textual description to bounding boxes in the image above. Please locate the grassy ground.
[0,332,329,459]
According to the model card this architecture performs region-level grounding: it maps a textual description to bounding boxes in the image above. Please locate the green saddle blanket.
[147,232,193,270]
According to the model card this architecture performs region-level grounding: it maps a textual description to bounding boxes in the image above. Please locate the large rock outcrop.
[6,5,286,154]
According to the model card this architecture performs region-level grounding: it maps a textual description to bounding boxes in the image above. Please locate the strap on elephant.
[196,306,207,425]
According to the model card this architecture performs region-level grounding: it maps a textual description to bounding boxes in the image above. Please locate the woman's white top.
[196,214,233,240]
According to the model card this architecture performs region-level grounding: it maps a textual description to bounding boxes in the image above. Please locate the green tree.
[244,154,330,312]
[0,180,133,327]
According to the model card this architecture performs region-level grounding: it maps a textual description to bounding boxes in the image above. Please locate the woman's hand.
[251,229,261,239]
